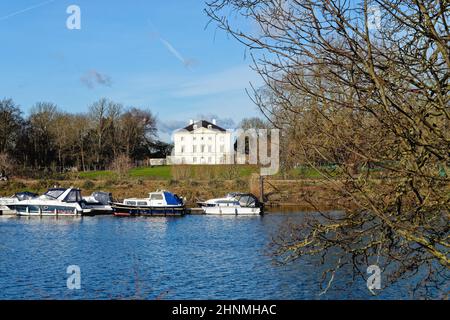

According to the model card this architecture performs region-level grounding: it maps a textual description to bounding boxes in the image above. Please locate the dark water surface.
[0,213,434,299]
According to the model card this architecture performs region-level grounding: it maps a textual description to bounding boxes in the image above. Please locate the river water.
[0,213,441,299]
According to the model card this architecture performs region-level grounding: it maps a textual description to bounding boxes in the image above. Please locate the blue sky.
[0,0,263,140]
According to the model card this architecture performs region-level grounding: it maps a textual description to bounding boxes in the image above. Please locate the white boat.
[198,192,264,215]
[82,191,113,215]
[0,192,38,215]
[6,188,93,216]
[112,190,185,217]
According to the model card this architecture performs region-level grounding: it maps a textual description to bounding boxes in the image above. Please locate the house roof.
[182,120,226,132]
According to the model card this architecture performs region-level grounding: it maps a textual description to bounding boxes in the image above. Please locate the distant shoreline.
[0,175,345,212]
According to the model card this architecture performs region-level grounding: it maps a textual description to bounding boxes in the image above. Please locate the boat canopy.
[42,188,82,203]
[43,188,67,199]
[233,193,262,208]
[163,191,183,205]
[90,192,113,205]
[14,191,38,201]
[63,189,82,202]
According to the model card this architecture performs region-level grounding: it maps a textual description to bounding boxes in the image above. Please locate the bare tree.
[89,98,123,167]
[29,102,58,168]
[0,152,14,176]
[206,0,449,296]
[110,153,133,178]
[0,98,24,154]
[119,108,157,159]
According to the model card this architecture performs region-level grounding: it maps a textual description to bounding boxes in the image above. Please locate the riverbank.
[0,174,345,211]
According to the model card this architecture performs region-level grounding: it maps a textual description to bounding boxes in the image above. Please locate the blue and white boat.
[6,188,91,216]
[112,190,185,216]
[4,188,114,216]
[0,192,38,215]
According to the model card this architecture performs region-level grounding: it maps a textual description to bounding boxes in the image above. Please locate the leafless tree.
[206,0,449,296]
[110,153,133,178]
[89,98,123,167]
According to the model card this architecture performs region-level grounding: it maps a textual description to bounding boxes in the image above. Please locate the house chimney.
[189,119,194,125]
[212,119,216,125]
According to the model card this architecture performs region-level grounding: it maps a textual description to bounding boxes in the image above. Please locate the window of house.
[208,136,212,141]
[220,136,224,142]
[201,145,205,153]
[193,157,197,163]
[193,136,197,141]
[208,145,212,152]
[181,146,185,153]
[208,157,212,163]
[220,145,225,152]
[180,136,184,141]
[193,145,197,153]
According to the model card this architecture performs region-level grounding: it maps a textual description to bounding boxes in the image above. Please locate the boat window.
[238,195,257,207]
[28,205,40,213]
[125,201,136,206]
[65,190,81,202]
[137,201,147,206]
[44,189,65,199]
[217,200,238,205]
[150,193,164,200]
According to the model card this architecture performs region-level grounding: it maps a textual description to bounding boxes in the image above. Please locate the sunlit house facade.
[167,120,233,165]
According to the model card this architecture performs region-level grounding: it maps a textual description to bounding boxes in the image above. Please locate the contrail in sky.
[148,19,195,69]
[159,38,189,66]
[0,0,57,22]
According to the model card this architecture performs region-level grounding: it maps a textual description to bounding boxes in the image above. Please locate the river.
[0,212,441,299]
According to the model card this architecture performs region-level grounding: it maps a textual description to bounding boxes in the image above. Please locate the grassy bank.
[74,165,328,181]
[0,165,350,210]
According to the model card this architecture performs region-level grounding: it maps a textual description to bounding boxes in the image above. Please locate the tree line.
[0,98,172,176]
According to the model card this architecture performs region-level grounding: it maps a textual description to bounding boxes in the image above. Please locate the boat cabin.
[42,188,83,203]
[123,191,183,207]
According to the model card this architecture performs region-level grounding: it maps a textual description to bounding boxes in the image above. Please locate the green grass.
[78,170,116,179]
[75,165,258,181]
[129,166,172,179]
[237,166,259,177]
[276,166,339,179]
[76,167,172,180]
[75,165,332,180]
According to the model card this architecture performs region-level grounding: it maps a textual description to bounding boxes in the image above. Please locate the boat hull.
[112,203,185,217]
[83,206,113,216]
[202,206,261,215]
[7,204,88,216]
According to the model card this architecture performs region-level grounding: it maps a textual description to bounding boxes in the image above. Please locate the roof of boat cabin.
[46,187,81,192]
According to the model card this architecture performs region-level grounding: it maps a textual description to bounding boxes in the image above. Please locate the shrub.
[82,180,95,189]
[110,154,132,178]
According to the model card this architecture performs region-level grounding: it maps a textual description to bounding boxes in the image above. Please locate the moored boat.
[198,192,264,215]
[6,188,95,216]
[0,192,38,215]
[82,191,114,215]
[112,190,185,217]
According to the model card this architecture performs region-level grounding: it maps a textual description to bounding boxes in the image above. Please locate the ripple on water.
[0,214,440,299]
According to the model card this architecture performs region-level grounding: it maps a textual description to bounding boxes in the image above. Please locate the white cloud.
[174,65,261,97]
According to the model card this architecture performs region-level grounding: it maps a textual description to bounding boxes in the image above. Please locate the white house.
[167,119,233,165]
